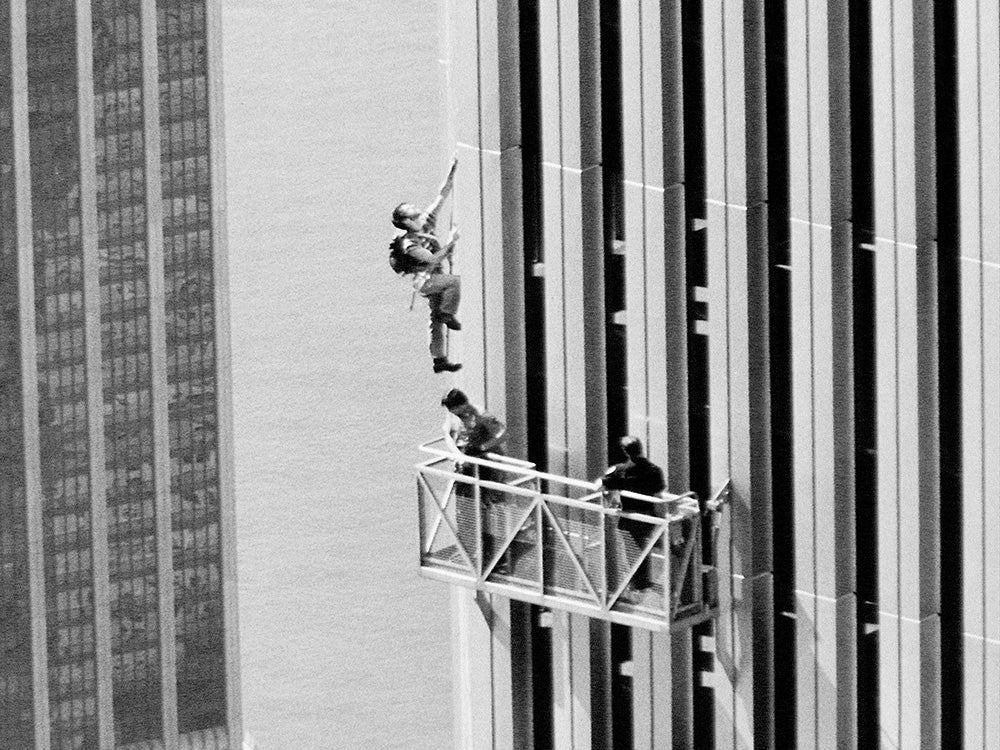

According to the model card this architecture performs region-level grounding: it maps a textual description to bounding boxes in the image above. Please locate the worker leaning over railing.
[440,388,507,464]
[441,388,508,573]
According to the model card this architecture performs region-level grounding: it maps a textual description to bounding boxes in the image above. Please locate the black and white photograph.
[0,1,996,748]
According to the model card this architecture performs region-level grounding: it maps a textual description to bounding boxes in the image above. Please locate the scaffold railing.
[416,439,730,632]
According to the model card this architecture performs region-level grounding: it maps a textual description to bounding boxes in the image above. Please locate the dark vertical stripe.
[935,0,962,743]
[597,4,631,750]
[764,2,794,747]
[680,1,714,747]
[849,0,878,744]
[601,0,625,458]
[682,4,708,499]
[580,1,613,742]
[518,3,551,748]
[742,1,774,743]
[520,0,545,458]
[497,3,535,747]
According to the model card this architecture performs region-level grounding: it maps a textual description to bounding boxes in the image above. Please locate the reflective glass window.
[94,8,162,740]
[157,0,226,733]
[27,1,100,746]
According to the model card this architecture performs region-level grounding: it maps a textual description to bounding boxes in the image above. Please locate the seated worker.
[441,388,508,572]
[392,155,463,374]
[600,436,666,592]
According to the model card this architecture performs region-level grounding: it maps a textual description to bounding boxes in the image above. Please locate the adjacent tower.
[432,1,997,749]
[0,1,240,748]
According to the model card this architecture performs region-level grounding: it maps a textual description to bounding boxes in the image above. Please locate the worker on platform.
[600,436,666,593]
[441,388,508,573]
[442,388,507,480]
[391,155,462,374]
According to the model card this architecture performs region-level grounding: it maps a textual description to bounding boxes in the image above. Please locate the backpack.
[389,235,420,276]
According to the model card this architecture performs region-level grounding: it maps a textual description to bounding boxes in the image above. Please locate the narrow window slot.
[849,1,878,744]
[764,3,795,746]
[596,4,632,748]
[518,3,552,748]
[934,0,962,742]
[680,1,714,746]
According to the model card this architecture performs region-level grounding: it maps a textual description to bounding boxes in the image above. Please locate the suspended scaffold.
[416,439,731,632]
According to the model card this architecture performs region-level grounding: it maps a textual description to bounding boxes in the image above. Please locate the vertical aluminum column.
[443,4,494,746]
[620,0,692,747]
[620,0,688,480]
[785,0,856,747]
[703,1,773,748]
[539,0,608,747]
[959,1,1000,748]
[870,2,940,747]
[142,0,179,743]
[450,0,526,435]
[10,1,50,746]
[441,0,531,747]
[494,0,528,459]
[76,0,114,745]
[539,0,606,482]
[205,1,243,746]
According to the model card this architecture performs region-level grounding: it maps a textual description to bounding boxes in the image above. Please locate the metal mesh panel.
[481,486,530,579]
[614,534,669,615]
[667,517,702,619]
[416,475,444,558]
[574,508,605,600]
[605,519,633,594]
[607,516,665,602]
[541,506,599,603]
[417,473,473,573]
[452,478,480,575]
[510,511,541,586]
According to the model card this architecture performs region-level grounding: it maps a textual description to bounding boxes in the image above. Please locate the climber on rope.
[390,155,463,374]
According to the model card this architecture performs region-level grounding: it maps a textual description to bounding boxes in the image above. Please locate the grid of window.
[26,2,101,748]
[156,0,226,733]
[0,2,36,747]
[93,0,164,743]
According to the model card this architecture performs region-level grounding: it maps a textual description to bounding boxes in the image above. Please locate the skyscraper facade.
[431,1,997,748]
[0,1,240,748]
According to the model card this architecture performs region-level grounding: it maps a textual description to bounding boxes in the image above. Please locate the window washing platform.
[416,439,731,632]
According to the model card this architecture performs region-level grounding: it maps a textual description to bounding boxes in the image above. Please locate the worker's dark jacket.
[602,458,666,517]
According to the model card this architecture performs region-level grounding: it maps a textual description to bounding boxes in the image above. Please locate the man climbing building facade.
[391,156,463,373]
